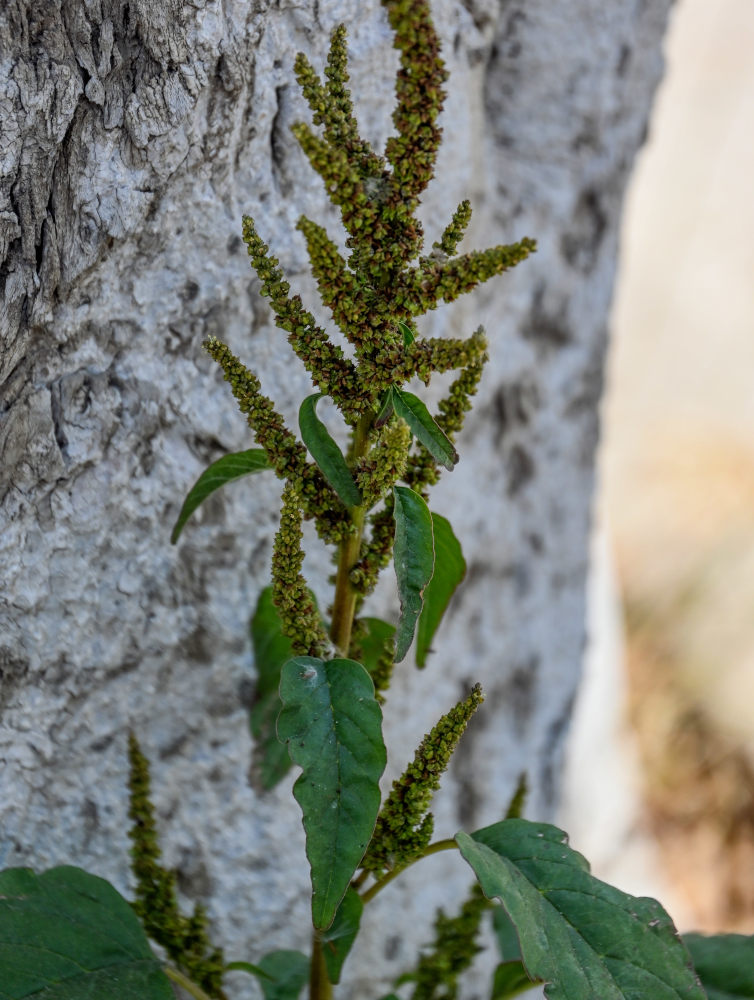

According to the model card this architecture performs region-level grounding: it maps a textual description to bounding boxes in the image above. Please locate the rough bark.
[0,0,671,996]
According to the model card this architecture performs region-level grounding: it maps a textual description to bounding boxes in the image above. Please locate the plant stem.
[360,839,459,905]
[329,413,372,656]
[309,931,333,1000]
[164,965,214,1000]
[310,413,373,1000]
[351,868,369,890]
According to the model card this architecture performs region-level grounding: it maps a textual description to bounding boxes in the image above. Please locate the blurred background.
[563,0,754,934]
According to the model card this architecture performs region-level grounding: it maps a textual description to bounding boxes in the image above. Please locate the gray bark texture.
[0,0,671,996]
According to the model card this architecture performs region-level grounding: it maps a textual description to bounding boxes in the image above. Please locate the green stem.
[310,412,372,1000]
[164,965,214,1000]
[329,413,372,656]
[309,931,333,1000]
[351,868,369,890]
[360,839,459,905]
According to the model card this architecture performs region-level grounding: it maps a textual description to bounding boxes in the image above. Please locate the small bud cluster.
[433,200,472,259]
[355,419,411,509]
[362,685,484,874]
[271,482,329,656]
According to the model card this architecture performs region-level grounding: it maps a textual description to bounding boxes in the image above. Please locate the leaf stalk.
[164,965,215,1000]
[360,838,459,905]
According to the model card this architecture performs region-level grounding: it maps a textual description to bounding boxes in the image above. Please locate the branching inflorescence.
[202,0,533,642]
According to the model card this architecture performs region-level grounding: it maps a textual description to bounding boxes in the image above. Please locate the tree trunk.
[0,0,671,995]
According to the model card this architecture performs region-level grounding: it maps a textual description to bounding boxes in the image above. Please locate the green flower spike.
[362,684,484,874]
[271,481,329,656]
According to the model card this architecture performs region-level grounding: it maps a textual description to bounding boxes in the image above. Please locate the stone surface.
[0,1,671,995]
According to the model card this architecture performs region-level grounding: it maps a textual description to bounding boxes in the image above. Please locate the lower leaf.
[457,820,707,1000]
[683,933,754,1000]
[0,866,173,1000]
[492,961,538,999]
[321,888,364,985]
[253,950,309,1000]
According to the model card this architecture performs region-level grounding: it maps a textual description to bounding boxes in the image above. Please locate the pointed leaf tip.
[299,394,362,508]
[171,449,271,543]
[392,389,458,471]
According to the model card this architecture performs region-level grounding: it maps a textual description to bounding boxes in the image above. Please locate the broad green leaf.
[254,950,309,1000]
[277,657,386,930]
[399,321,415,346]
[299,394,362,507]
[393,486,435,663]
[0,866,173,1000]
[357,617,396,678]
[392,389,458,471]
[684,933,754,1000]
[415,512,466,667]
[457,821,707,1000]
[321,888,363,985]
[171,449,271,543]
[492,961,537,999]
[249,586,295,790]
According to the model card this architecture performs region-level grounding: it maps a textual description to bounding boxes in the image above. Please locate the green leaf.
[0,866,173,1000]
[392,389,459,471]
[684,933,754,1000]
[457,820,707,1000]
[321,888,363,985]
[415,512,465,667]
[249,586,295,790]
[358,617,396,677]
[374,387,395,429]
[299,393,362,507]
[254,950,309,1000]
[399,321,415,347]
[493,906,523,963]
[278,657,386,930]
[492,961,537,999]
[225,961,273,979]
[171,449,271,543]
[393,486,435,663]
